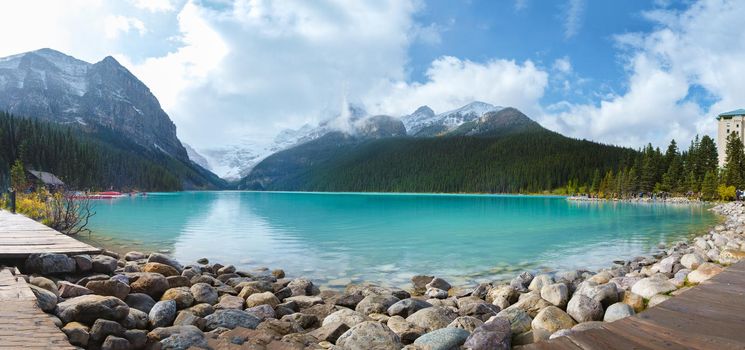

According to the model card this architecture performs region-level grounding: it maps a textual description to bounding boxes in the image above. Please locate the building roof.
[718,109,745,119]
[27,170,64,186]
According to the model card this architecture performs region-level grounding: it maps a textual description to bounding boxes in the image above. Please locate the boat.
[71,191,126,199]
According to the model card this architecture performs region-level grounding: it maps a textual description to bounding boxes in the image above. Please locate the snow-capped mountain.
[183,143,210,169]
[0,48,188,160]
[402,101,502,136]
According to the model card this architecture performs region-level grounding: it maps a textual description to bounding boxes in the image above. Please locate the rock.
[215,294,245,310]
[720,249,745,263]
[149,300,177,328]
[204,309,261,330]
[387,315,426,344]
[124,329,147,349]
[125,293,157,313]
[588,271,612,284]
[281,312,319,329]
[122,308,149,329]
[356,294,400,315]
[190,282,218,305]
[284,295,324,309]
[531,306,576,333]
[217,264,236,275]
[161,287,194,309]
[486,285,517,309]
[272,269,285,278]
[630,277,677,299]
[528,274,554,292]
[412,275,434,295]
[56,295,129,325]
[388,298,433,318]
[166,275,190,288]
[414,327,469,350]
[287,278,315,296]
[566,294,603,323]
[130,273,169,298]
[30,276,58,296]
[680,253,706,270]
[447,316,483,332]
[91,255,119,274]
[335,291,366,308]
[309,321,350,343]
[458,300,499,321]
[196,257,209,264]
[73,255,93,272]
[426,277,452,292]
[550,328,574,340]
[244,291,279,308]
[336,321,402,350]
[101,335,129,350]
[25,253,76,274]
[151,325,208,349]
[90,319,125,343]
[495,307,532,335]
[603,302,635,322]
[58,281,93,298]
[425,287,449,299]
[540,283,569,308]
[503,293,551,318]
[143,262,180,277]
[62,322,90,347]
[86,280,130,300]
[687,262,724,283]
[648,294,672,307]
[186,303,215,318]
[510,272,534,292]
[622,292,645,313]
[323,308,369,328]
[582,282,619,308]
[463,316,511,350]
[29,284,57,312]
[124,251,146,261]
[406,306,458,332]
[245,304,276,320]
[147,253,184,271]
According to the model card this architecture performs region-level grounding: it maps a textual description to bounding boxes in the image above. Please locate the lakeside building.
[717,109,745,167]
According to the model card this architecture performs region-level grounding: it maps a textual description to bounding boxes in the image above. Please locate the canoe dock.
[0,210,100,258]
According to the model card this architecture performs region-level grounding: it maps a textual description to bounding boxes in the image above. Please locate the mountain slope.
[240,108,636,193]
[0,48,224,189]
[402,101,502,136]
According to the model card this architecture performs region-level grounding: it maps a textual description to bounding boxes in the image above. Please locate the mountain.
[183,143,210,170]
[239,107,637,193]
[402,101,502,136]
[0,48,224,189]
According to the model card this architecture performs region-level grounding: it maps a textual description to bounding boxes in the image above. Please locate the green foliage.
[718,184,736,201]
[723,132,745,188]
[10,159,26,190]
[0,112,225,191]
[701,171,718,200]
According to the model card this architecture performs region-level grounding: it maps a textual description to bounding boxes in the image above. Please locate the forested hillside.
[0,112,226,191]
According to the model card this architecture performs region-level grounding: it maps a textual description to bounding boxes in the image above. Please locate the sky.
[0,0,743,151]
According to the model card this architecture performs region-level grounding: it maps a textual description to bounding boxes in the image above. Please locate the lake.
[83,191,717,289]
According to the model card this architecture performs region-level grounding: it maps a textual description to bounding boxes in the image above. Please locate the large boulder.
[323,308,369,328]
[540,283,569,308]
[56,295,129,325]
[101,335,129,350]
[58,281,93,298]
[91,255,119,274]
[356,294,400,315]
[502,293,551,318]
[387,315,426,344]
[414,327,469,350]
[30,276,58,296]
[566,294,603,323]
[388,298,433,318]
[29,284,57,312]
[122,308,149,329]
[130,273,169,298]
[495,307,532,335]
[531,306,576,334]
[125,293,157,314]
[204,309,261,330]
[143,262,180,277]
[528,274,554,292]
[89,319,125,343]
[680,253,706,270]
[336,321,402,350]
[448,316,484,333]
[190,283,218,305]
[62,322,90,347]
[603,302,635,322]
[244,291,279,308]
[149,300,177,328]
[86,280,130,300]
[406,306,458,332]
[687,263,724,284]
[25,253,76,274]
[308,321,350,343]
[630,277,677,299]
[147,325,207,349]
[147,253,183,272]
[411,275,434,295]
[463,316,511,350]
[161,287,194,310]
[486,285,517,309]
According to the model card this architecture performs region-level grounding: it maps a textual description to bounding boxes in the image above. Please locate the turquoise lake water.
[83,191,717,289]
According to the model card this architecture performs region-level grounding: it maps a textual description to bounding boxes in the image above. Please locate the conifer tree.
[723,132,745,188]
[701,170,718,200]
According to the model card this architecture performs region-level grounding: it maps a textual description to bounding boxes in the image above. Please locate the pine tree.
[701,170,718,200]
[723,132,745,188]
[10,159,26,191]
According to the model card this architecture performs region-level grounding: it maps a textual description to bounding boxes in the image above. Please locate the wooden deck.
[0,210,100,258]
[0,268,76,349]
[523,260,745,350]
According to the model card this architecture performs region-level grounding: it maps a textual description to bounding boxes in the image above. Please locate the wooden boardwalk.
[524,260,745,350]
[0,268,76,349]
[0,210,100,258]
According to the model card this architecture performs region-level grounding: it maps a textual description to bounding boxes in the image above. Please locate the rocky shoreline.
[567,195,699,204]
[8,202,745,349]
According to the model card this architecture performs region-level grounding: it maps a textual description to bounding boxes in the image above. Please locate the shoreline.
[11,201,742,349]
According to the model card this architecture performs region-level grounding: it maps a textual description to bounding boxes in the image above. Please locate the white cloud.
[514,0,529,11]
[129,0,175,12]
[552,56,572,74]
[367,56,548,117]
[562,0,586,39]
[104,15,146,39]
[543,0,745,149]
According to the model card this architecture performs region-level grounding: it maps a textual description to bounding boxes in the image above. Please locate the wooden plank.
[565,327,653,350]
[604,317,744,350]
[0,210,101,258]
